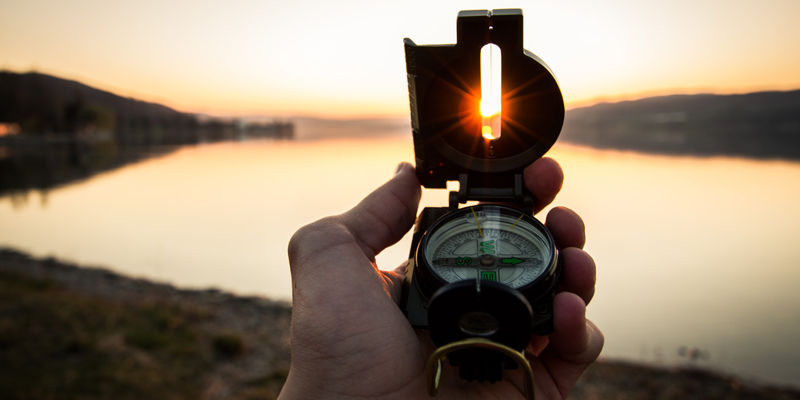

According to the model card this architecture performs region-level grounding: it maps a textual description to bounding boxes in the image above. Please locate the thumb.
[340,162,421,260]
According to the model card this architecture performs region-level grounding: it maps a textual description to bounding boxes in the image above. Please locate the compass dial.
[419,205,555,290]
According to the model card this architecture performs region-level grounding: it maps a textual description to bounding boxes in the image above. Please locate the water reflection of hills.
[0,71,294,196]
[562,90,800,160]
[0,139,172,203]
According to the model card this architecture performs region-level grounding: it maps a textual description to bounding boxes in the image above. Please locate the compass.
[401,8,565,392]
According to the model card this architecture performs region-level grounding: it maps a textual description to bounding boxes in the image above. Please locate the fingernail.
[395,162,408,175]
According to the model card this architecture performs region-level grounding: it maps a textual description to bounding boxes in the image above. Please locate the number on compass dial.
[422,205,553,289]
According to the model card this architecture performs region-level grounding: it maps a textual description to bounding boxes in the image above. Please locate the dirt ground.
[1,248,798,399]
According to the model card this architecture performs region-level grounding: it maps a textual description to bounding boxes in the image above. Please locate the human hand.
[280,159,602,399]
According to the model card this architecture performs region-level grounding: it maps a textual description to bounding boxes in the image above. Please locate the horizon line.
[4,67,799,121]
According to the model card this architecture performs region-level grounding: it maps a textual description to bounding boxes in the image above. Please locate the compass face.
[419,205,555,290]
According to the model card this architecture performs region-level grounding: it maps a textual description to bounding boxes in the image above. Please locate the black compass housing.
[401,9,566,384]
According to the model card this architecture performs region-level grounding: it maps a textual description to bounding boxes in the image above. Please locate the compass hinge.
[449,173,534,214]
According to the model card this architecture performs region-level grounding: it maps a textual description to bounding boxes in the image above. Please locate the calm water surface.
[1,136,799,386]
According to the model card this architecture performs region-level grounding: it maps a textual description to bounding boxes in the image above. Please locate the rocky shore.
[1,248,798,399]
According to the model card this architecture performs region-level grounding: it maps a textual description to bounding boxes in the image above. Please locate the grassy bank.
[1,249,798,399]
[0,249,290,399]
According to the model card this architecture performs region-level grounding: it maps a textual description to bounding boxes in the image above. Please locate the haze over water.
[1,135,799,387]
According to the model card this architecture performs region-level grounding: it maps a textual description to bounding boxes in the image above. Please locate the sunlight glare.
[480,43,502,140]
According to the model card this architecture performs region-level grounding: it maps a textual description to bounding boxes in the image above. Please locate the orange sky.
[1,0,799,118]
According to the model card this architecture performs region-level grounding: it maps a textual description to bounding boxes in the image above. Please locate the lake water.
[1,135,799,387]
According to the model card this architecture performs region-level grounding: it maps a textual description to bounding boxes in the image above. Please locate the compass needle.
[471,208,484,238]
[510,213,525,230]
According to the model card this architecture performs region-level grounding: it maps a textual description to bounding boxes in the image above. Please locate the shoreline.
[1,247,798,399]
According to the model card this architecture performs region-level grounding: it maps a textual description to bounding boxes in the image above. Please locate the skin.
[281,158,603,399]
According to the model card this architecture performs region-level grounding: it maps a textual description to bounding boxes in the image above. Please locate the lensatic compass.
[401,9,565,398]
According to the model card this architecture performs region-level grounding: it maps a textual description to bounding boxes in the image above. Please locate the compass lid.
[405,9,564,192]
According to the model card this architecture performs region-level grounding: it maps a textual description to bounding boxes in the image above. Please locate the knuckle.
[566,247,595,266]
[287,216,342,266]
[549,207,586,248]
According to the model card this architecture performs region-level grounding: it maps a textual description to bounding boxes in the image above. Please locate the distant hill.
[561,90,800,160]
[0,71,183,123]
[0,71,292,196]
[0,71,292,144]
[0,71,196,141]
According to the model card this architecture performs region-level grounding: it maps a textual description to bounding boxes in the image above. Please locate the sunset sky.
[2,0,799,118]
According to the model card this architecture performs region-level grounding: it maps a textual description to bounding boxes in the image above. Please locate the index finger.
[524,157,564,213]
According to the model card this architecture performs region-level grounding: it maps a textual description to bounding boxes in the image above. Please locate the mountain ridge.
[561,89,800,159]
[0,70,292,144]
[0,71,188,134]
